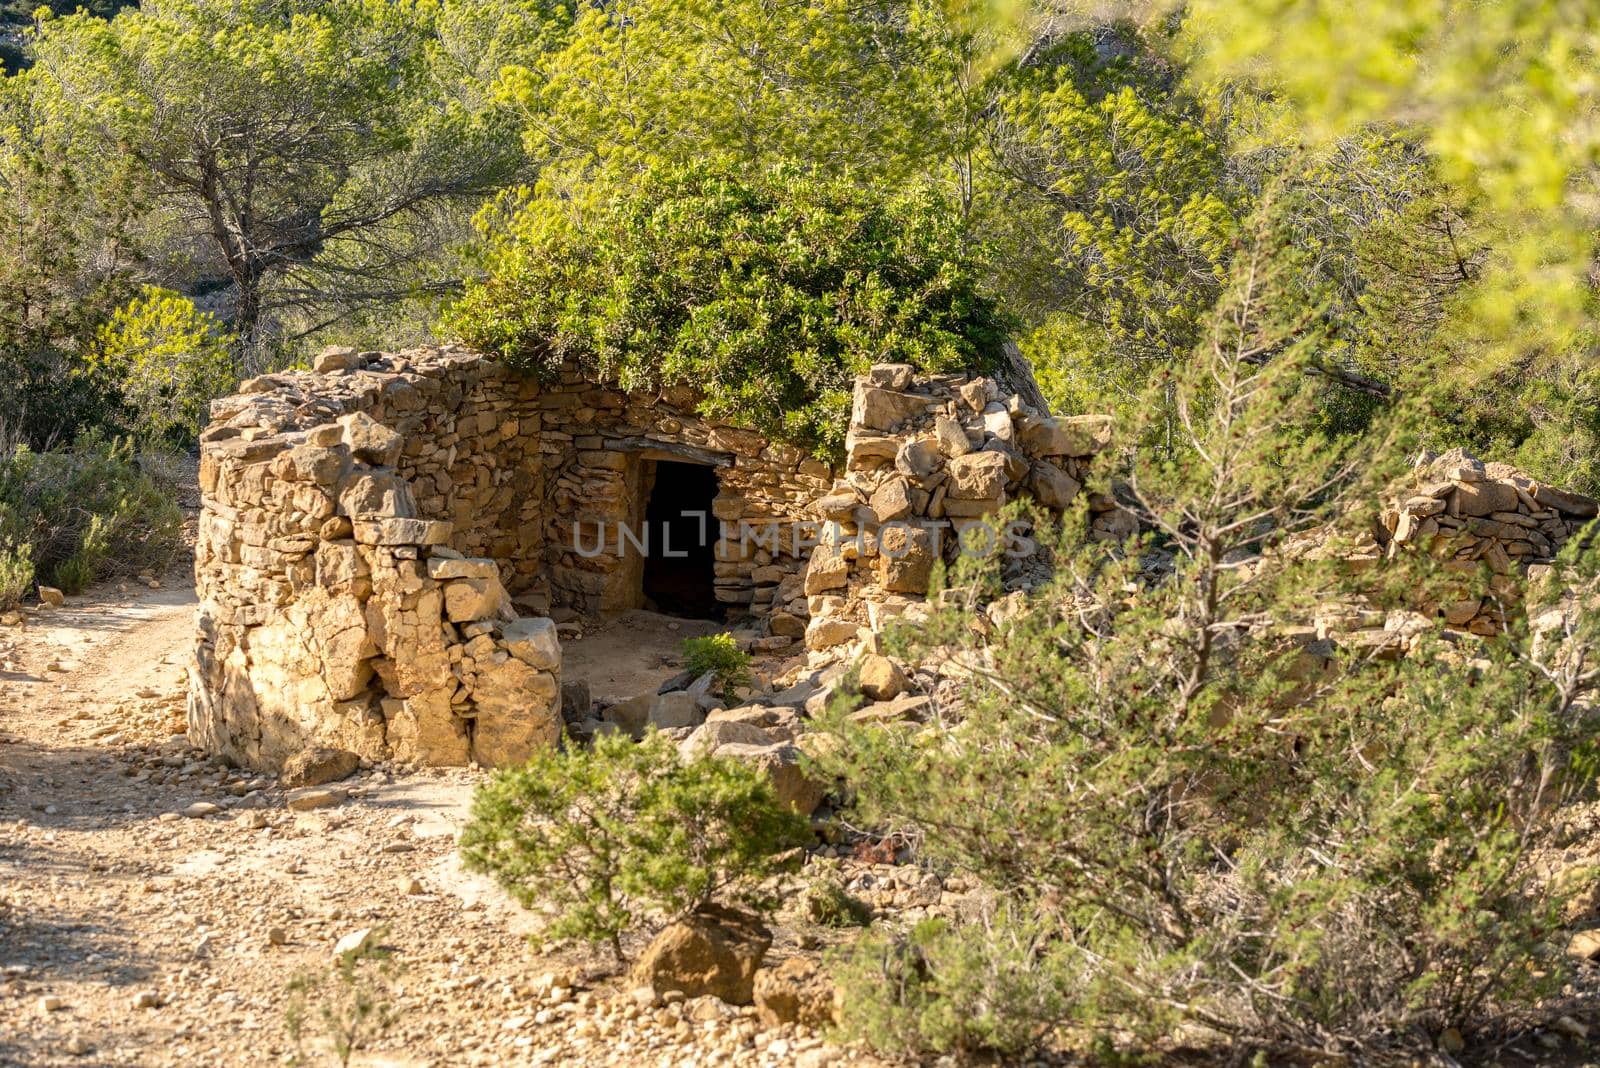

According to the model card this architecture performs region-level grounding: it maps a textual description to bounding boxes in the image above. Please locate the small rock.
[132,989,161,1009]
[235,810,268,830]
[267,927,289,946]
[279,747,359,789]
[285,786,348,812]
[64,1036,91,1056]
[39,995,64,1012]
[1554,1015,1589,1040]
[182,802,221,819]
[333,927,375,958]
[1567,928,1600,960]
[754,957,837,1029]
[397,876,424,896]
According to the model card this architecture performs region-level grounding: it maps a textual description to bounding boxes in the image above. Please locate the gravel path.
[0,580,864,1067]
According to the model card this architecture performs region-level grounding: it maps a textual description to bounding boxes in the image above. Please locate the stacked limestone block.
[533,368,833,618]
[1374,449,1598,635]
[191,346,561,772]
[796,363,1115,652]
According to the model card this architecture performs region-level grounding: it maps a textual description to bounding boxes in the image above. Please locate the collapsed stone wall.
[1372,448,1597,634]
[796,363,1118,652]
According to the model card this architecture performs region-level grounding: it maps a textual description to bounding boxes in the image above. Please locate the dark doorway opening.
[642,460,722,619]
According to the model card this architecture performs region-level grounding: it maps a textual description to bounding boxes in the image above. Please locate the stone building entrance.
[641,459,721,619]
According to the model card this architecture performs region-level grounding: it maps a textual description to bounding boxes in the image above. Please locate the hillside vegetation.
[4,2,1600,1062]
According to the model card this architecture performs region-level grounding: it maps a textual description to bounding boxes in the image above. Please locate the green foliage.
[284,930,401,1068]
[992,28,1238,423]
[449,162,1010,460]
[797,875,872,929]
[91,287,237,444]
[459,730,809,962]
[832,910,1074,1058]
[816,228,1598,1058]
[494,0,954,190]
[1185,0,1600,356]
[0,540,33,609]
[23,0,533,364]
[681,633,752,699]
[0,433,183,596]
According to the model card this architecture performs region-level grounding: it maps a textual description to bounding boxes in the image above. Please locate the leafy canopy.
[90,288,237,445]
[449,162,1011,460]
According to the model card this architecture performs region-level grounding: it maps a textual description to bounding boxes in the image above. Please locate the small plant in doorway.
[681,632,752,699]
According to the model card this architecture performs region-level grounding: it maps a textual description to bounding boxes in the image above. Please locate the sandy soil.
[560,610,728,703]
[0,580,863,1068]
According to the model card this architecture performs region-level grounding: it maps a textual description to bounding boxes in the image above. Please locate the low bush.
[0,432,183,604]
[817,253,1600,1060]
[459,730,810,962]
[284,929,400,1068]
[0,541,33,608]
[681,633,752,699]
[797,876,873,929]
[831,908,1076,1059]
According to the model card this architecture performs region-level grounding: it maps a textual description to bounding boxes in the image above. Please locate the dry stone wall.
[191,346,558,772]
[1374,448,1598,634]
[796,363,1118,652]
[532,368,832,618]
[190,346,1114,772]
[191,347,840,772]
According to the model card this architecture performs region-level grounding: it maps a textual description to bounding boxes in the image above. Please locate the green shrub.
[832,910,1075,1059]
[816,248,1600,1059]
[0,433,184,595]
[447,162,1012,462]
[284,928,400,1068]
[0,541,33,609]
[681,633,752,699]
[797,875,872,929]
[90,287,237,445]
[459,730,810,962]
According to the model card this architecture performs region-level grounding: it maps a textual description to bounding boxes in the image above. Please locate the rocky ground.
[0,577,923,1068]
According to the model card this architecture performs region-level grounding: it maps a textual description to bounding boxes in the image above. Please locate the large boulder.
[875,524,936,594]
[679,719,777,761]
[602,693,654,737]
[714,742,826,815]
[649,691,703,730]
[1029,460,1081,511]
[468,656,560,767]
[499,616,561,672]
[629,905,771,1005]
[804,616,860,652]
[945,451,1008,500]
[1017,414,1112,458]
[338,411,404,468]
[753,958,837,1029]
[279,746,359,789]
[1453,480,1520,517]
[857,654,910,701]
[443,576,508,623]
[852,386,928,432]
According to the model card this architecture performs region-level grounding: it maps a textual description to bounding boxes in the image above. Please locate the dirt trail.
[0,582,849,1068]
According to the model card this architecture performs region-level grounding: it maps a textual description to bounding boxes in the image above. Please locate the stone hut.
[188,345,1103,772]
